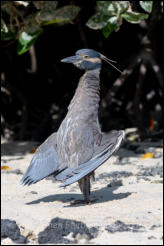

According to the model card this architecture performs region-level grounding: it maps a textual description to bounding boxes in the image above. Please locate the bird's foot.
[70,198,97,205]
[70,199,89,205]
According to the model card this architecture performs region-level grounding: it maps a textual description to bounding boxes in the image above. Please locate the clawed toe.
[70,198,98,205]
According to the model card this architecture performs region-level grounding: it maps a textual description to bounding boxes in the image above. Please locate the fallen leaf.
[29,148,37,154]
[149,119,154,131]
[1,166,10,170]
[140,152,154,159]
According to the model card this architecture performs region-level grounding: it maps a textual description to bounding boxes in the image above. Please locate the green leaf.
[118,1,130,13]
[97,1,112,10]
[33,1,58,10]
[102,23,114,38]
[122,11,148,23]
[97,1,116,15]
[1,18,8,33]
[36,5,80,25]
[86,12,109,30]
[97,1,129,16]
[139,1,153,13]
[42,19,65,26]
[17,29,42,55]
[87,1,128,31]
[1,20,17,41]
[102,16,120,38]
[53,5,80,21]
[1,29,17,41]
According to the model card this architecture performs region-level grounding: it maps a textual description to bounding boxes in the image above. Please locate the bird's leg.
[84,193,90,202]
[70,192,92,205]
[70,176,97,205]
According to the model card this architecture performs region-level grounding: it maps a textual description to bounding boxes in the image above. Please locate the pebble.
[106,220,144,233]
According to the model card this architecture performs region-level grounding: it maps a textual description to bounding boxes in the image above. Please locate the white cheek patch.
[75,60,82,65]
[86,58,101,63]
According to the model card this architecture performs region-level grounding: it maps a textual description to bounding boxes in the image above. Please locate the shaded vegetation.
[1,1,163,141]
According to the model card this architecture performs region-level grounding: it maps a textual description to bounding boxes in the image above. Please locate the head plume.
[99,53,122,73]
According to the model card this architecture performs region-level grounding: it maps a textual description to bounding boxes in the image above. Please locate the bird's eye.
[84,55,89,59]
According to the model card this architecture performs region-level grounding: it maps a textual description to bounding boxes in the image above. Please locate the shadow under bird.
[21,49,125,203]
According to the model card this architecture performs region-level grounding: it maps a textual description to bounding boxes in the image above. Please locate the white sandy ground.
[1,136,163,245]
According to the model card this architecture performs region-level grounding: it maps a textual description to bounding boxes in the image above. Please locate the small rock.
[115,157,132,165]
[30,191,38,195]
[106,220,144,233]
[136,176,150,182]
[98,171,132,180]
[150,224,161,230]
[107,179,123,187]
[151,180,163,184]
[137,162,163,177]
[1,219,27,243]
[14,169,23,175]
[148,235,156,240]
[5,169,23,175]
[38,217,98,244]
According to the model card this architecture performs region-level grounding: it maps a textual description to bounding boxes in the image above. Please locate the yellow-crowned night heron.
[21,49,124,203]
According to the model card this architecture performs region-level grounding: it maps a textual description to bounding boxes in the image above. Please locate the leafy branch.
[1,1,80,55]
[86,1,153,38]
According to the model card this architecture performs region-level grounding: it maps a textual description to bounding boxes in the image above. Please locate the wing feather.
[60,130,124,187]
[21,133,65,185]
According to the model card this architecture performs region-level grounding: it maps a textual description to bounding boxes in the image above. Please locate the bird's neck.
[67,69,101,120]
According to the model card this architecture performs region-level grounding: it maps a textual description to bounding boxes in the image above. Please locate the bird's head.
[61,49,122,73]
[61,49,101,71]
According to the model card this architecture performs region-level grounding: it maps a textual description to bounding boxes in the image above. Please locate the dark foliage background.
[1,1,163,141]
